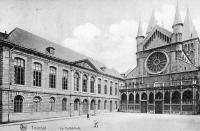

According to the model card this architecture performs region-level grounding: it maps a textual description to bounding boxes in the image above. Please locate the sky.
[0,0,200,73]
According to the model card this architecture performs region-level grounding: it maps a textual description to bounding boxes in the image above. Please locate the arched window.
[14,95,23,112]
[90,76,95,93]
[33,96,41,112]
[121,93,127,104]
[98,100,101,110]
[110,81,113,95]
[129,93,134,104]
[182,90,193,104]
[149,92,154,104]
[49,67,56,88]
[164,91,170,104]
[104,100,107,109]
[62,70,68,90]
[74,72,80,91]
[62,98,67,111]
[14,57,25,85]
[141,93,147,100]
[49,97,55,111]
[90,100,95,110]
[74,98,80,111]
[33,62,42,87]
[104,80,107,94]
[172,91,181,104]
[82,75,88,92]
[98,78,101,94]
[136,93,140,103]
[155,92,163,100]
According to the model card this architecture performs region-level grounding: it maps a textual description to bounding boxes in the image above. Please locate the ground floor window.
[14,95,23,112]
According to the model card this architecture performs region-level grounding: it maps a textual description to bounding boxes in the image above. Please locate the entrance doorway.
[141,101,147,113]
[110,101,112,112]
[83,99,88,114]
[155,101,163,114]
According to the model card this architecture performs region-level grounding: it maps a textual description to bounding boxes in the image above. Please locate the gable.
[143,26,172,50]
[73,59,99,72]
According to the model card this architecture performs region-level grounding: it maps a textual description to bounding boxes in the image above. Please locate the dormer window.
[46,47,55,55]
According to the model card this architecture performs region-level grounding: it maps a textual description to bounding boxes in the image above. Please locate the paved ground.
[0,112,200,131]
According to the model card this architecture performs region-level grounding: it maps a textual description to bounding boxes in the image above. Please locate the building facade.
[120,4,200,115]
[0,28,123,123]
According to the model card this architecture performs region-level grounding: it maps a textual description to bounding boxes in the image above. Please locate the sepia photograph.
[0,0,200,131]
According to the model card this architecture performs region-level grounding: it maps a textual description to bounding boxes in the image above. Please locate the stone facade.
[120,4,200,115]
[0,30,123,123]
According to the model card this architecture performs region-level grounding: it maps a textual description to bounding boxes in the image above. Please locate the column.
[153,90,155,114]
[193,86,196,114]
[170,91,172,114]
[147,90,149,113]
[133,91,136,112]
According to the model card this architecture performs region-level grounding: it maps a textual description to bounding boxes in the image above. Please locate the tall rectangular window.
[90,76,95,93]
[104,80,107,94]
[98,78,101,94]
[74,72,80,91]
[14,57,25,85]
[115,83,118,95]
[33,62,42,87]
[62,70,68,90]
[49,67,56,88]
[110,81,113,95]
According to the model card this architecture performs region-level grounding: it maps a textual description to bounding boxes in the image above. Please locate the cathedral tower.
[172,1,183,43]
[136,19,144,52]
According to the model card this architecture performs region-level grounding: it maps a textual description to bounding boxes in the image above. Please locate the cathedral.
[120,3,200,114]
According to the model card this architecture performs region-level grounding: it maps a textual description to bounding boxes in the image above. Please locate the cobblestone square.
[0,112,200,131]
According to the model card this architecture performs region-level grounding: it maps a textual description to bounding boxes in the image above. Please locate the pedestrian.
[94,120,99,128]
[87,113,90,119]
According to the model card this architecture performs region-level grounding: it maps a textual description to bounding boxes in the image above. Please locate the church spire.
[146,10,157,35]
[173,0,182,27]
[182,8,198,41]
[137,18,144,37]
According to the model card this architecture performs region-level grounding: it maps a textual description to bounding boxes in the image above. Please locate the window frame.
[14,57,25,85]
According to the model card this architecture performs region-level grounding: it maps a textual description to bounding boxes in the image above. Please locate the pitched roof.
[125,67,139,79]
[146,11,158,34]
[6,27,122,79]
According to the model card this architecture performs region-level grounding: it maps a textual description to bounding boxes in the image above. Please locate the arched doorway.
[121,93,127,111]
[82,99,88,114]
[129,93,134,104]
[155,92,163,114]
[74,98,80,115]
[141,92,147,113]
[110,101,112,112]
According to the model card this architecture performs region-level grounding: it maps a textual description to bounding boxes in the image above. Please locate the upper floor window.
[14,57,25,85]
[82,74,88,92]
[115,83,118,95]
[49,66,56,88]
[33,62,42,87]
[104,80,107,94]
[110,81,113,95]
[46,47,55,55]
[90,76,95,93]
[74,72,80,91]
[62,70,68,90]
[98,78,101,94]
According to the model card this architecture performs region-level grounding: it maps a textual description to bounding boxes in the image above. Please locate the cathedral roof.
[6,27,123,79]
[173,1,183,26]
[182,8,198,41]
[146,11,158,34]
[125,67,139,79]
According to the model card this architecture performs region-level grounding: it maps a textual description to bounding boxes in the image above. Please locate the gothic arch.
[129,93,134,104]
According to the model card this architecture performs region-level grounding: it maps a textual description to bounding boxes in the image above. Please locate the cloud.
[62,21,139,73]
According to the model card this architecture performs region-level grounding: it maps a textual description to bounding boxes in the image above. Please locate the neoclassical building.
[120,3,200,114]
[0,27,123,123]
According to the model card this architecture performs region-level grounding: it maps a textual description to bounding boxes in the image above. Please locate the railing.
[120,80,197,90]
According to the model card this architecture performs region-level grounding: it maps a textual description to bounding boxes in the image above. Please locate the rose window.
[145,51,168,74]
